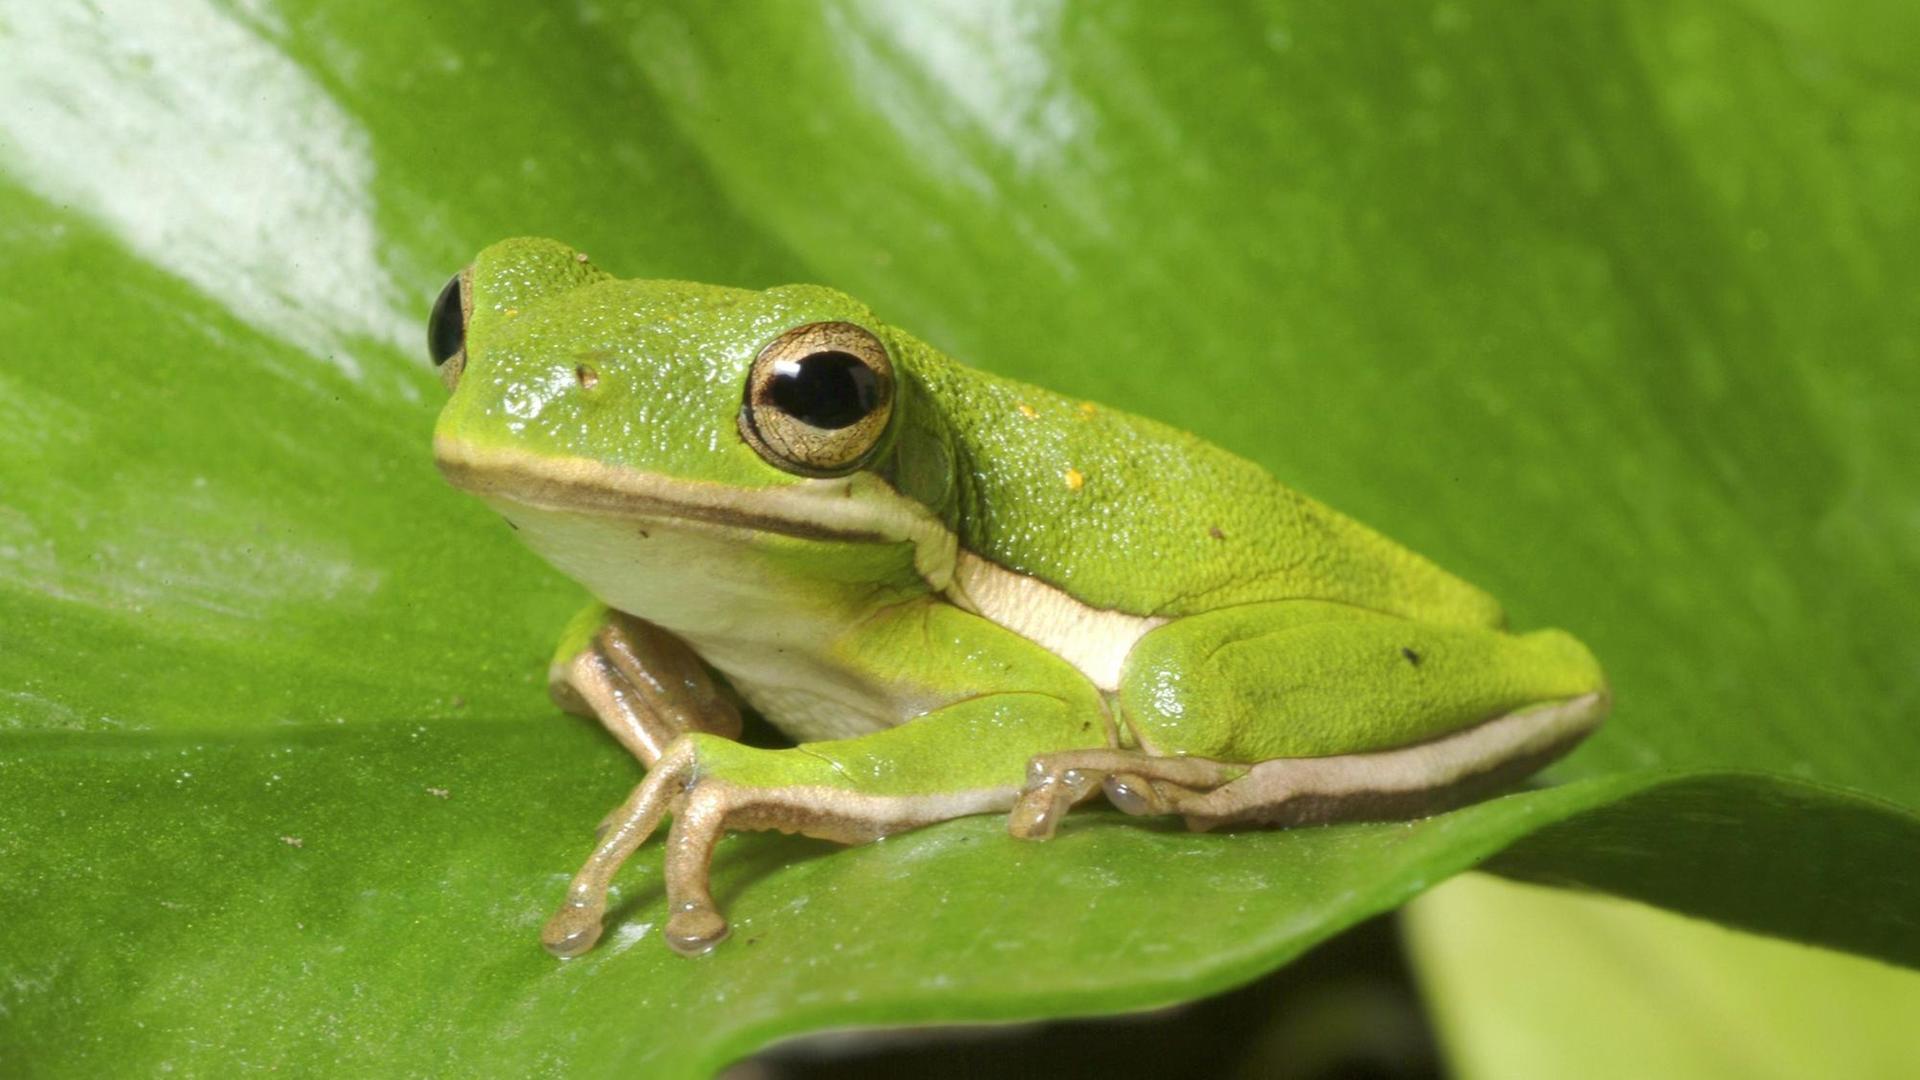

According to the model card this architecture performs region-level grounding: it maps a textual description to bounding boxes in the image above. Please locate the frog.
[427,237,1609,959]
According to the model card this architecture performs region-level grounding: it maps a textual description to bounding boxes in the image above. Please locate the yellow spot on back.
[1076,402,1097,418]
[1064,467,1085,491]
[1017,402,1038,419]
[504,306,521,318]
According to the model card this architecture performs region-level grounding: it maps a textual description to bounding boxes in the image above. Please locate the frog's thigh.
[1092,601,1606,830]
[548,604,742,766]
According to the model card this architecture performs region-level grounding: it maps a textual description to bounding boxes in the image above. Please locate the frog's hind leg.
[1012,691,1605,836]
[1012,600,1610,836]
[549,604,742,767]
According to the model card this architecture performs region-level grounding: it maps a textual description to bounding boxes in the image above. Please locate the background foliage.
[1409,874,1920,1079]
[1,1,1915,1075]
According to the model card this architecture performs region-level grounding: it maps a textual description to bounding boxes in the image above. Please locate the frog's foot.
[1009,750,1237,840]
[541,742,689,959]
[549,607,741,767]
[542,739,743,958]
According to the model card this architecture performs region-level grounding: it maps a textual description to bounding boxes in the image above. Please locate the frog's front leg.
[543,702,1086,957]
[543,601,1108,957]
[1014,600,1609,836]
[548,604,742,766]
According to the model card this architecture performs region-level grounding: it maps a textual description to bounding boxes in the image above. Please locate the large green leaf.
[2,1,1915,1075]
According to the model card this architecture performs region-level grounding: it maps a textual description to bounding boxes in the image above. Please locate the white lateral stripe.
[1244,690,1608,795]
[946,550,1164,691]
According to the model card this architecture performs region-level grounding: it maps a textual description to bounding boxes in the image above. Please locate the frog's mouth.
[434,437,958,567]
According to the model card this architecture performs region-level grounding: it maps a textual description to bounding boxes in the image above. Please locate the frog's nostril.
[574,364,599,390]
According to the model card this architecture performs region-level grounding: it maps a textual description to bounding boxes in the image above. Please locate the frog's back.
[896,341,1502,628]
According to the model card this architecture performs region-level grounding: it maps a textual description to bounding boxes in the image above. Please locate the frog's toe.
[1011,750,1241,833]
[542,900,606,959]
[1101,772,1161,816]
[665,901,729,956]
[1008,784,1064,840]
[1009,756,1103,840]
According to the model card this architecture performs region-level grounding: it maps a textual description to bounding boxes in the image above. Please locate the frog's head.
[429,238,956,595]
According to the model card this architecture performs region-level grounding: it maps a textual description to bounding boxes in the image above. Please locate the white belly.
[495,499,921,742]
[702,660,895,742]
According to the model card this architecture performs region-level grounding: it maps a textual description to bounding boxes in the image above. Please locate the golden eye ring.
[738,321,895,477]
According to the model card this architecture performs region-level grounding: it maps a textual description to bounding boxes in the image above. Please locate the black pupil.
[427,274,464,367]
[768,351,879,429]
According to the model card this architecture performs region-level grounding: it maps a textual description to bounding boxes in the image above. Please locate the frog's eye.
[739,321,896,477]
[427,267,471,391]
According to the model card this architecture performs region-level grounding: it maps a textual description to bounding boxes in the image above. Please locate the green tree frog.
[428,238,1609,958]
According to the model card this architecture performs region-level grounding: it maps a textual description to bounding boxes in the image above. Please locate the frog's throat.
[434,437,1165,691]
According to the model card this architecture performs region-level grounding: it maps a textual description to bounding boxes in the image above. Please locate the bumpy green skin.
[890,345,1502,625]
[438,237,1603,803]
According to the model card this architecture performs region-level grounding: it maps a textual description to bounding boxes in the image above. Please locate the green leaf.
[1405,874,1920,1079]
[2,1,1915,1075]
